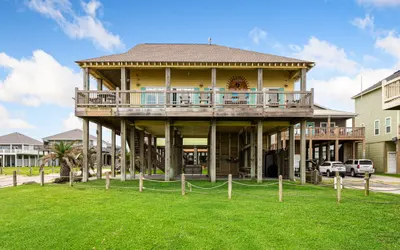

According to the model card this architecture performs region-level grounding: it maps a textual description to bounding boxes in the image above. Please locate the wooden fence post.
[364,171,369,196]
[0,166,2,175]
[336,172,341,203]
[228,174,232,200]
[181,173,185,196]
[40,170,44,187]
[279,175,283,202]
[139,172,143,192]
[188,183,192,192]
[69,171,74,187]
[29,166,32,176]
[13,170,17,187]
[106,172,110,190]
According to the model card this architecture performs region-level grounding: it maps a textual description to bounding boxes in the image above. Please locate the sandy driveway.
[0,174,60,188]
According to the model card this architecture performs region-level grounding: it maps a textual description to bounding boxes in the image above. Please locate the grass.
[375,173,400,178]
[0,180,399,249]
[0,166,60,176]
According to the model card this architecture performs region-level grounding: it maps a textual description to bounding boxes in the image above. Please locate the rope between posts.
[189,190,227,195]
[186,181,228,190]
[143,187,181,192]
[142,178,181,183]
[231,181,279,187]
[345,197,400,204]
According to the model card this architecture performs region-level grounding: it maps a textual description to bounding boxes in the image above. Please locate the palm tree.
[41,141,81,182]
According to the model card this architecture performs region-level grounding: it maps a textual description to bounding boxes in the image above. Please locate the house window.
[385,117,391,134]
[320,122,336,127]
[374,120,380,135]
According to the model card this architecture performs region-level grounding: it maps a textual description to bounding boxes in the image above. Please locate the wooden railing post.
[181,173,185,196]
[13,170,17,187]
[228,174,232,200]
[279,175,283,202]
[40,170,44,187]
[364,171,370,196]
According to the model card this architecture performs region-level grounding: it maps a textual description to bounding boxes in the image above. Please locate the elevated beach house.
[75,43,315,183]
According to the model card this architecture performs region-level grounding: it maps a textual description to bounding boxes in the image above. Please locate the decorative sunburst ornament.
[226,76,249,90]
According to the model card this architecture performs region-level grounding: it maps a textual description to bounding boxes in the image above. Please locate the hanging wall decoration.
[226,76,249,91]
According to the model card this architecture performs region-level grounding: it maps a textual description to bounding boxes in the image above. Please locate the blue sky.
[1,0,400,142]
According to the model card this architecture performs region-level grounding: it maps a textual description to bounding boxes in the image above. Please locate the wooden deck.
[288,127,365,140]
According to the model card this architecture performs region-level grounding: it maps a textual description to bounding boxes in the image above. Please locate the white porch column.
[111,129,116,177]
[165,119,171,181]
[289,125,295,181]
[22,155,25,167]
[28,156,31,167]
[210,119,216,183]
[120,119,127,181]
[257,120,263,183]
[300,120,307,184]
[96,78,103,180]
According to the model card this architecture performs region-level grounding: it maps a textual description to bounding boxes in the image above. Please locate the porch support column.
[289,125,295,181]
[120,119,127,181]
[327,142,331,161]
[129,127,135,179]
[153,137,157,174]
[165,68,171,105]
[165,119,171,181]
[170,127,175,178]
[300,68,307,90]
[210,119,216,183]
[147,133,152,176]
[352,141,356,160]
[300,120,307,185]
[139,130,145,174]
[111,129,116,177]
[82,119,89,182]
[257,69,263,104]
[362,139,366,159]
[277,132,282,176]
[319,144,323,165]
[250,128,256,179]
[96,78,103,179]
[244,131,248,172]
[121,67,127,104]
[257,120,263,183]
[335,140,339,161]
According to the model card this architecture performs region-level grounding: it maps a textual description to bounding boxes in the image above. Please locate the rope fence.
[2,170,400,205]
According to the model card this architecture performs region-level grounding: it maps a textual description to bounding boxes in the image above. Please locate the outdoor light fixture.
[199,81,204,88]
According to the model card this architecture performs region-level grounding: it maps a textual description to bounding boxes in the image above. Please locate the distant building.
[0,132,43,167]
[353,70,400,174]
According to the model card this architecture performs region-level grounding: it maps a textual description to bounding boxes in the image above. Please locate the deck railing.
[293,127,365,139]
[76,88,314,109]
[0,149,40,154]
[383,78,400,109]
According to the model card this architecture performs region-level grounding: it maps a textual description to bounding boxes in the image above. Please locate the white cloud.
[309,67,395,111]
[357,0,400,7]
[375,31,400,59]
[63,112,82,130]
[292,37,359,75]
[0,50,80,107]
[351,14,374,30]
[0,105,34,129]
[249,27,267,45]
[27,0,124,51]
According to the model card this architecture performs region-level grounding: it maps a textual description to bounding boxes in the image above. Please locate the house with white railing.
[0,132,43,167]
[76,43,316,183]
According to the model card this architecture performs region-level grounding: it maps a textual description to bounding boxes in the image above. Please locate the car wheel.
[326,170,331,177]
[350,169,356,177]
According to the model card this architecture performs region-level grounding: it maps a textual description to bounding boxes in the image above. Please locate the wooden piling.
[40,170,44,187]
[13,170,17,187]
[364,171,369,196]
[279,175,283,202]
[69,171,74,187]
[139,172,143,192]
[106,172,110,190]
[336,172,341,203]
[228,174,232,199]
[181,173,185,196]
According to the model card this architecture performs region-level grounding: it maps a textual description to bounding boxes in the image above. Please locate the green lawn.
[0,166,60,176]
[0,180,399,249]
[375,173,400,178]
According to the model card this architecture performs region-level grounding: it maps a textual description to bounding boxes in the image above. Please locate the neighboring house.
[382,70,400,110]
[75,43,315,182]
[43,129,112,166]
[0,132,43,167]
[352,70,400,174]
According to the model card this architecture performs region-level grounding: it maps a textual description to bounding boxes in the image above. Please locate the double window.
[374,120,380,136]
[385,117,391,134]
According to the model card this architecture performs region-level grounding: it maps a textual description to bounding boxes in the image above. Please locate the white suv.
[344,159,374,177]
[318,161,346,178]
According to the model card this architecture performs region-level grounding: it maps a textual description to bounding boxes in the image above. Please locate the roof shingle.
[43,129,96,141]
[0,132,42,145]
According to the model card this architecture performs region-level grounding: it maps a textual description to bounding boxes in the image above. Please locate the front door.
[387,152,396,174]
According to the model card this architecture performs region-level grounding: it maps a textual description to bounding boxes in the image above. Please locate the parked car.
[344,159,374,177]
[318,161,346,178]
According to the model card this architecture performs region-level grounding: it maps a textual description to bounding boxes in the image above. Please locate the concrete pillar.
[147,133,152,176]
[335,140,339,161]
[120,119,127,181]
[300,120,307,184]
[257,120,263,183]
[210,119,216,182]
[82,119,89,182]
[130,127,135,179]
[165,119,171,181]
[139,130,145,174]
[289,125,295,181]
[111,129,116,177]
[250,128,255,179]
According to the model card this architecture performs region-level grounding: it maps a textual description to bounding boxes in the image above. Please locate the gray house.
[0,132,43,167]
[352,70,400,174]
